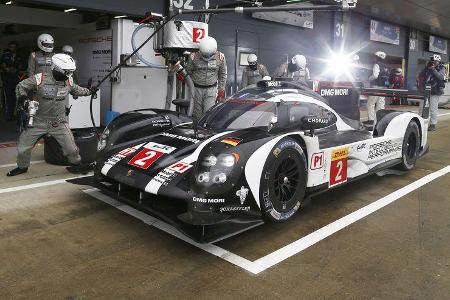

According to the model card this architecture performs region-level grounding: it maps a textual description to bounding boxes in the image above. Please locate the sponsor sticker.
[221,137,242,147]
[320,88,349,97]
[367,140,402,160]
[161,132,200,144]
[143,142,176,153]
[101,143,144,175]
[329,147,349,187]
[310,152,324,170]
[220,206,251,213]
[192,197,225,204]
[167,162,193,173]
[236,186,249,205]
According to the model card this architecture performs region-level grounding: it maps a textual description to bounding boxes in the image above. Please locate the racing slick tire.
[397,120,420,171]
[260,138,307,223]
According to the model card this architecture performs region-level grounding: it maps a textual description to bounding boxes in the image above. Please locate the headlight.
[201,155,217,167]
[212,173,227,184]
[196,152,240,186]
[97,128,110,151]
[196,172,210,183]
[218,154,236,168]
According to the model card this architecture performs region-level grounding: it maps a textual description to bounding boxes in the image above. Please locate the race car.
[92,80,429,243]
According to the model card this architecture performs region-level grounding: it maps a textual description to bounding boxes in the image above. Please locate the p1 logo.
[310,152,324,170]
[193,28,205,43]
[329,147,348,187]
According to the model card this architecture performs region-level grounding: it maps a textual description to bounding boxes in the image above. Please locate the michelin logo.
[320,89,349,97]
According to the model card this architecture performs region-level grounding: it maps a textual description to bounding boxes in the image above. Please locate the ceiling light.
[114,15,127,19]
[5,1,13,4]
[64,8,77,12]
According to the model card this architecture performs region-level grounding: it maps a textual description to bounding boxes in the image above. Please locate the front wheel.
[260,138,307,222]
[398,120,420,171]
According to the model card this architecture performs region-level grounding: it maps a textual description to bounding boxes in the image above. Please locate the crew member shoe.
[7,167,28,177]
[66,163,94,175]
[428,124,436,132]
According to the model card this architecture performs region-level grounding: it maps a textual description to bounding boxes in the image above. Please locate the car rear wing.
[361,86,431,119]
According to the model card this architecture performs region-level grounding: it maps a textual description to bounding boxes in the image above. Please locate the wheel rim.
[272,156,300,210]
[405,132,417,161]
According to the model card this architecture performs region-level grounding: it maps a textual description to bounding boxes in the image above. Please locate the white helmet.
[394,68,402,75]
[431,54,442,62]
[37,33,54,53]
[51,53,76,80]
[199,36,217,60]
[247,54,258,65]
[374,51,386,60]
[62,45,74,55]
[292,54,307,68]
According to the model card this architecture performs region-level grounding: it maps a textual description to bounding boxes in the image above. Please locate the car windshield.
[199,99,276,130]
[232,87,302,100]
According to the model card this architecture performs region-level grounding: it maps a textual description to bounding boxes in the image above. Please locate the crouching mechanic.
[7,54,97,177]
[185,36,227,119]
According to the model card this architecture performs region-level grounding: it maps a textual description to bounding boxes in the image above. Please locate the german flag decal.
[221,137,242,147]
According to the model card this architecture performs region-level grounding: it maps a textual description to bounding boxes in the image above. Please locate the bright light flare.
[323,51,358,82]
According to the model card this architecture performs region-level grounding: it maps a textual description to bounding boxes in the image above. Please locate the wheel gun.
[27,100,39,127]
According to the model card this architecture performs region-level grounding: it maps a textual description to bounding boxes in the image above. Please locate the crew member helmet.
[199,36,217,61]
[292,54,307,68]
[62,45,74,56]
[37,33,54,53]
[51,53,76,80]
[247,54,258,65]
[374,51,386,60]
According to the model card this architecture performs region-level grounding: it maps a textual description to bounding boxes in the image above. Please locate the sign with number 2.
[329,147,348,187]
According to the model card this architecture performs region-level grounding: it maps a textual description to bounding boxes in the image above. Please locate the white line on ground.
[438,112,450,117]
[83,166,449,275]
[252,165,450,273]
[0,174,91,194]
[0,160,45,169]
[83,189,265,274]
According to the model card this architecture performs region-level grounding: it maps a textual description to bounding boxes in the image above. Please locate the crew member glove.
[217,90,225,102]
[90,86,99,99]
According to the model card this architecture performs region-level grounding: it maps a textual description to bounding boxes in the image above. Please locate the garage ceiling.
[355,0,450,38]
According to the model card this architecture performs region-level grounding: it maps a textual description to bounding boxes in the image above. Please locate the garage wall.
[207,11,335,92]
[346,13,408,58]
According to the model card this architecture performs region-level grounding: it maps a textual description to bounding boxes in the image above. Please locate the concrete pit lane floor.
[1,109,450,299]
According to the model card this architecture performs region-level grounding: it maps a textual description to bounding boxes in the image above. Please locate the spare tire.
[44,129,97,166]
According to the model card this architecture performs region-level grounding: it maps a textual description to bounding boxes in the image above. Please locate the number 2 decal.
[329,148,348,187]
[128,149,164,169]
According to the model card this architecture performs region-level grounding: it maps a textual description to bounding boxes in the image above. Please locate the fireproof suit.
[241,64,269,89]
[185,51,227,119]
[15,72,91,168]
[28,51,53,77]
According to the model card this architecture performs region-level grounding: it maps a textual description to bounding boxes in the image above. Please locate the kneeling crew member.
[241,54,269,88]
[185,36,227,119]
[7,54,97,176]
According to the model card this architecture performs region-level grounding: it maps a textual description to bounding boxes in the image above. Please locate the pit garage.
[1,1,450,299]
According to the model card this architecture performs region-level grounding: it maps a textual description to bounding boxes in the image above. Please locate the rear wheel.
[260,138,307,222]
[398,121,420,171]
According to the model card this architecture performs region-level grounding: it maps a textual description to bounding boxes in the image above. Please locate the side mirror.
[301,115,331,136]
